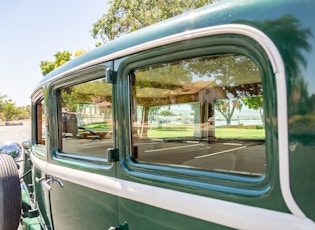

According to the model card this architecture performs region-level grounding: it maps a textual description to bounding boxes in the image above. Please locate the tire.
[0,154,21,230]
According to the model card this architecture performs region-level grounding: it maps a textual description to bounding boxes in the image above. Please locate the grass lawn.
[215,128,265,139]
[147,126,265,139]
[80,122,109,131]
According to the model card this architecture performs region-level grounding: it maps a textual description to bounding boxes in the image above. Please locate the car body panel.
[19,0,315,229]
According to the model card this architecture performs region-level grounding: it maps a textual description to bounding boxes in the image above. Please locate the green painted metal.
[116,33,284,209]
[20,217,42,230]
[21,181,47,230]
[49,181,118,230]
[118,198,232,230]
[22,0,315,228]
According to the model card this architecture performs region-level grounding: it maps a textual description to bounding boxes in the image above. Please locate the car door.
[31,96,53,229]
[42,66,119,230]
[113,25,314,229]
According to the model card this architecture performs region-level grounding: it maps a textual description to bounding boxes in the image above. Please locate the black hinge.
[106,67,117,84]
[24,209,39,218]
[107,148,119,162]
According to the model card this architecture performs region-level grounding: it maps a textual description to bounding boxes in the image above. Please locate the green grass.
[80,122,109,131]
[215,128,265,139]
[148,129,192,138]
[147,126,265,139]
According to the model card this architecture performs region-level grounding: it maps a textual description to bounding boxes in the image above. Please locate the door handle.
[35,176,64,191]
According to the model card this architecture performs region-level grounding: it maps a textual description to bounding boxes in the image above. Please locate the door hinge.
[106,67,117,84]
[107,148,119,162]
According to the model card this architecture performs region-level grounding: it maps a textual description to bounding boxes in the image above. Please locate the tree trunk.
[140,106,149,138]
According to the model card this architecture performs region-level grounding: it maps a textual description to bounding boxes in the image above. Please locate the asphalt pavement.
[0,121,31,175]
[0,121,31,145]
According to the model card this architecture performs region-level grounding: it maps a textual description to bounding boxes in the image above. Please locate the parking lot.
[0,121,31,175]
[0,121,31,144]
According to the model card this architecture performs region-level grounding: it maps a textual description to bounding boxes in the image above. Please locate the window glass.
[131,54,265,176]
[36,99,46,145]
[59,77,113,157]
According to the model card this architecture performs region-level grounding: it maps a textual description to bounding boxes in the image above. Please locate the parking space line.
[194,146,246,159]
[144,144,202,153]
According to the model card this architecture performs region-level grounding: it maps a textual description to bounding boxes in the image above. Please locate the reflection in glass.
[59,77,113,157]
[131,54,265,176]
[36,100,46,145]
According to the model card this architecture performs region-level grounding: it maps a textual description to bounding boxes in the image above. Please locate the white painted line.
[223,143,243,146]
[194,146,246,159]
[144,144,202,153]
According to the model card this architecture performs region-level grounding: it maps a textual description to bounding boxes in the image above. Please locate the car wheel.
[0,154,21,230]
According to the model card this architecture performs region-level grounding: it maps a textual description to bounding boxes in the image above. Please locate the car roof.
[34,0,313,91]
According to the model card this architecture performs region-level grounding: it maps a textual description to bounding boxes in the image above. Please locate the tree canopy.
[91,0,216,42]
[39,50,87,76]
[0,94,30,122]
[40,1,217,76]
[40,51,72,76]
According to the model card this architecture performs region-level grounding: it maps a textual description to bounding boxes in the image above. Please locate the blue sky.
[0,1,108,106]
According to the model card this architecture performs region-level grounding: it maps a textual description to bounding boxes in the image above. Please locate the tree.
[216,99,242,126]
[237,15,313,116]
[40,49,87,76]
[61,78,111,112]
[242,96,264,125]
[160,110,175,117]
[74,49,87,58]
[1,99,21,122]
[40,51,71,76]
[188,55,261,126]
[92,0,216,42]
[0,94,31,121]
[0,94,7,117]
[16,105,31,120]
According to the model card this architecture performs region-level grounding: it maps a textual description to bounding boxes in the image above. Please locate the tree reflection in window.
[59,77,113,158]
[131,54,265,176]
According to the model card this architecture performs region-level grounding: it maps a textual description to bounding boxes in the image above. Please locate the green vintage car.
[1,0,315,229]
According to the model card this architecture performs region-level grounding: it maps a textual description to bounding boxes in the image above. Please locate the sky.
[0,1,108,106]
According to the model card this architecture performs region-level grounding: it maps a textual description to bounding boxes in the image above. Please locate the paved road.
[0,121,31,144]
[0,121,31,175]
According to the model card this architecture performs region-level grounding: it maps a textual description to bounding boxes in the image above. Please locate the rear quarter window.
[130,53,265,176]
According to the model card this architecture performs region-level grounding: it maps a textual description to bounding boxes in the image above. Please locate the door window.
[58,77,113,158]
[131,54,265,176]
[36,99,46,145]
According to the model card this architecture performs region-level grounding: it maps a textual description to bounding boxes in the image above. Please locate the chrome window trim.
[38,24,303,217]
